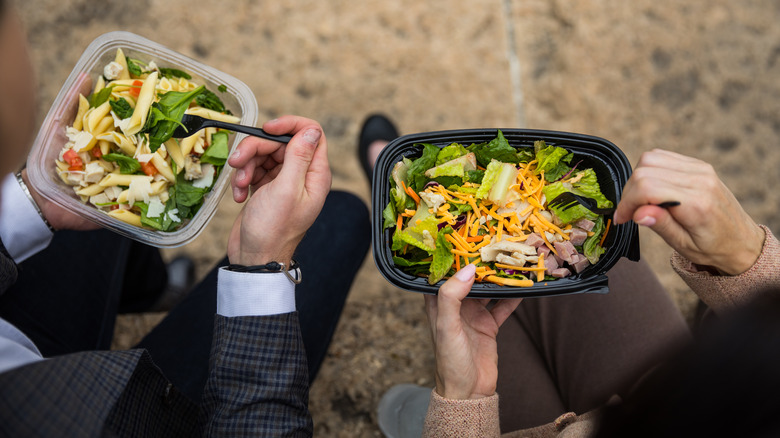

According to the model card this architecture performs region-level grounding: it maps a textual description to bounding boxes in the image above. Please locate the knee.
[324,191,370,236]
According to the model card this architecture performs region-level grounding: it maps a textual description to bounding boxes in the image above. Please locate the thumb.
[277,127,322,188]
[633,204,685,242]
[437,264,477,321]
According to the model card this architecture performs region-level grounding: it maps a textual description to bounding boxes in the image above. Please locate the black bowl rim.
[371,128,640,299]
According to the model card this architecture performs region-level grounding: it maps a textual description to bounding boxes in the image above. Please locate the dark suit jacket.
[0,243,312,437]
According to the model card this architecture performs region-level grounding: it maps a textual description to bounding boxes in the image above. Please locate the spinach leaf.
[109,98,134,119]
[103,153,141,174]
[200,131,229,166]
[88,85,114,108]
[217,84,228,93]
[125,57,144,77]
[158,67,192,80]
[171,172,209,220]
[135,202,164,231]
[194,88,229,114]
[142,85,205,152]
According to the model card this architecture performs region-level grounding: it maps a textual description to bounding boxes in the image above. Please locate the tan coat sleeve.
[422,389,600,438]
[671,225,780,313]
[422,390,501,437]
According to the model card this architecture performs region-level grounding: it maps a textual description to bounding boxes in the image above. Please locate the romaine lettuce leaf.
[535,140,573,182]
[542,182,594,224]
[476,159,518,206]
[435,143,468,166]
[468,130,518,167]
[408,143,440,191]
[465,169,485,183]
[396,216,439,253]
[382,201,396,230]
[425,152,477,179]
[429,226,455,284]
[542,169,612,224]
[573,169,613,209]
[583,216,606,264]
[393,256,431,276]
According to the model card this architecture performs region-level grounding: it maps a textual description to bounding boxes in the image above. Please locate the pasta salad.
[55,48,238,232]
[382,131,613,286]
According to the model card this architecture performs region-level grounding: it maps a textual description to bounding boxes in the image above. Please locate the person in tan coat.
[421,149,780,437]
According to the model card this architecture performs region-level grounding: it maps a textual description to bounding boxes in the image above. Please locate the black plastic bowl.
[371,128,640,299]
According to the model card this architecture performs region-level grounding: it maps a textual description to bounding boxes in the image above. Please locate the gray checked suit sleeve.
[199,313,313,436]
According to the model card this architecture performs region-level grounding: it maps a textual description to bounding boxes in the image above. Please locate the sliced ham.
[544,255,559,276]
[575,218,596,232]
[525,233,546,248]
[569,228,589,246]
[572,255,591,273]
[551,268,571,278]
[537,245,551,258]
[554,241,578,264]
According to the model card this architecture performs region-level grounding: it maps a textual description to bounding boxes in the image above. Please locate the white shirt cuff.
[0,174,53,263]
[216,267,296,317]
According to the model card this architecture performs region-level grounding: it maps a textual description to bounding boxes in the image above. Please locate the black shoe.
[150,256,196,312]
[358,114,399,183]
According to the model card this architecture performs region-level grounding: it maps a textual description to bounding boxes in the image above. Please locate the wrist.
[234,250,294,267]
[434,375,493,400]
[713,224,765,275]
[17,169,55,232]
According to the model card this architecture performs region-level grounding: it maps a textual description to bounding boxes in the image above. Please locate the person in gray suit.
[0,1,367,436]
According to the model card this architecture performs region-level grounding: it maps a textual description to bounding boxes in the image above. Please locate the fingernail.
[232,186,241,200]
[231,149,241,160]
[302,128,321,145]
[236,168,245,182]
[636,216,656,226]
[454,264,476,282]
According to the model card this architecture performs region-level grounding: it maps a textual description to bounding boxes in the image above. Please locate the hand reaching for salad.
[226,116,331,267]
[426,264,523,400]
[613,149,764,275]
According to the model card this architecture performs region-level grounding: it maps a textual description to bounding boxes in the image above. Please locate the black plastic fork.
[548,192,680,216]
[172,114,293,143]
[548,192,616,215]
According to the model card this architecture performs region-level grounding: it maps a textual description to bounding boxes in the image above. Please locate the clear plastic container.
[27,31,258,248]
[371,128,641,299]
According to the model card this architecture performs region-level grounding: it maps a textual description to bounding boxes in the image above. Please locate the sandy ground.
[15,0,780,435]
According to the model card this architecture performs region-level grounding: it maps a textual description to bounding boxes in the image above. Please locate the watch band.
[15,171,55,233]
[226,259,302,284]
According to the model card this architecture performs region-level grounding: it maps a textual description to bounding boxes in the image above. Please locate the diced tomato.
[140,161,158,176]
[110,204,119,211]
[63,149,79,164]
[90,147,102,158]
[129,80,143,98]
[63,149,84,171]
